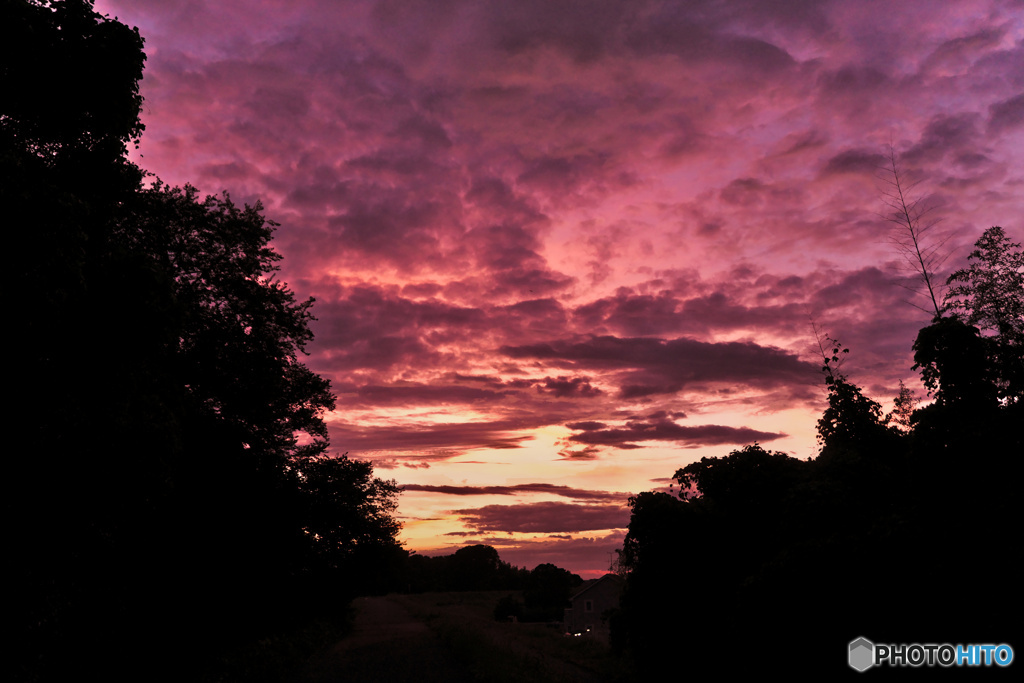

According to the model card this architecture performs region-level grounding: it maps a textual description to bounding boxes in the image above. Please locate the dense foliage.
[615,230,1023,676]
[405,544,531,593]
[5,2,401,680]
[944,226,1024,404]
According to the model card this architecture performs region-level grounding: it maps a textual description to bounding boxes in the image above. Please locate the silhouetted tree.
[5,3,403,680]
[913,317,999,410]
[884,379,917,432]
[5,4,157,679]
[674,443,804,508]
[615,491,692,666]
[812,334,899,459]
[945,226,1024,335]
[450,544,505,590]
[404,545,532,593]
[944,226,1024,403]
[523,563,583,621]
[292,453,403,597]
[611,171,1023,676]
[119,181,337,464]
[615,315,1021,676]
[1,0,145,177]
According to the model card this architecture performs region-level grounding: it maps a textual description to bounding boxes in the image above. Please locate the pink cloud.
[403,483,629,503]
[566,417,785,449]
[453,501,629,534]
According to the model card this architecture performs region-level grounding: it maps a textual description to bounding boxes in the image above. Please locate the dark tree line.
[4,3,402,680]
[403,544,589,618]
[393,545,583,623]
[614,228,1023,676]
[404,544,530,593]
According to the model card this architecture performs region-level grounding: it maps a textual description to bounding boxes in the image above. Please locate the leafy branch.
[811,321,849,387]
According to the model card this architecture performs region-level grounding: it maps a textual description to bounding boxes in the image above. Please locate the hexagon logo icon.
[849,637,874,672]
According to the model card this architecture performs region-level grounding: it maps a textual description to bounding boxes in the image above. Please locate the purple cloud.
[453,501,629,534]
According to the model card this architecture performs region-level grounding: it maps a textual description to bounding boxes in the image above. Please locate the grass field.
[388,592,636,683]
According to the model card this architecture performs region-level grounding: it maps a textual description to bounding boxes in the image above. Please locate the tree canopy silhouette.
[614,230,1023,676]
[944,226,1024,404]
[945,227,1024,337]
[5,3,402,680]
[121,181,336,464]
[1,0,145,162]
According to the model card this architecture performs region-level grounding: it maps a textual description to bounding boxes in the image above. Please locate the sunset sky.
[94,0,1023,576]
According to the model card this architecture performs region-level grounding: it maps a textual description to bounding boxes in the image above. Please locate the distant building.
[563,573,624,642]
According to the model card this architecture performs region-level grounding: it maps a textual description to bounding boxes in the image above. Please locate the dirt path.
[305,596,474,683]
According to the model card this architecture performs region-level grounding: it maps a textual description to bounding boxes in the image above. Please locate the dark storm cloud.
[308,285,489,374]
[625,15,795,73]
[371,0,829,69]
[573,291,680,336]
[401,282,446,298]
[441,219,575,302]
[326,419,535,456]
[904,112,982,164]
[306,284,589,385]
[567,417,785,449]
[678,294,809,335]
[344,150,452,178]
[719,178,767,207]
[313,284,485,340]
[565,421,608,431]
[817,65,890,95]
[444,263,923,410]
[340,373,603,406]
[988,93,1024,135]
[328,190,464,271]
[821,149,887,176]
[402,483,628,503]
[496,298,569,336]
[557,445,603,460]
[465,223,546,271]
[316,334,440,374]
[282,180,353,212]
[775,130,830,157]
[537,376,603,398]
[353,383,510,406]
[464,177,548,229]
[809,267,903,311]
[484,0,628,62]
[501,335,816,390]
[453,501,629,533]
[515,152,619,198]
[572,285,812,338]
[598,266,916,352]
